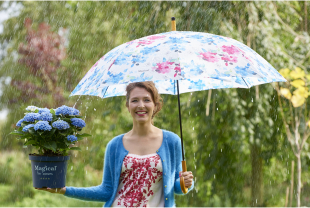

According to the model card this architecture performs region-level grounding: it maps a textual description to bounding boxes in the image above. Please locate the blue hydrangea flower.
[38,108,50,114]
[34,121,52,131]
[23,113,40,122]
[67,135,77,142]
[52,120,70,130]
[70,108,80,116]
[26,106,39,112]
[39,112,53,122]
[22,124,34,132]
[71,118,86,128]
[16,119,24,127]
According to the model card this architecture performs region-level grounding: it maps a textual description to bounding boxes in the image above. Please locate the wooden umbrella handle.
[180,160,188,194]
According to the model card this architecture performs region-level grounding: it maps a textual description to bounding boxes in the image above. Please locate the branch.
[301,130,310,150]
[272,2,305,40]
[275,83,296,148]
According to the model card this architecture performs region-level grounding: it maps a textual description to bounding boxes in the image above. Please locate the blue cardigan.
[64,129,194,207]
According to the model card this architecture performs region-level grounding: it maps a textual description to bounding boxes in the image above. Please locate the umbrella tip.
[171,17,175,21]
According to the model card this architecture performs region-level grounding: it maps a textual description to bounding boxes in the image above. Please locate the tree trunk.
[297,154,301,207]
[251,144,263,206]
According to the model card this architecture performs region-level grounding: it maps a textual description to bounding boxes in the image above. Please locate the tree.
[277,67,310,207]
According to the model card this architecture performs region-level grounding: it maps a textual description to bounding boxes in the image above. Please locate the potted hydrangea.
[10,105,91,188]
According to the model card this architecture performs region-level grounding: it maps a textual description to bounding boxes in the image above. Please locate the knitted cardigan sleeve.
[64,141,113,202]
[173,133,194,195]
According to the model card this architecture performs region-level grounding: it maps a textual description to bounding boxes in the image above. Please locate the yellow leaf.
[279,68,291,79]
[291,95,305,107]
[280,87,292,99]
[290,67,305,79]
[293,87,308,98]
[308,121,310,128]
[290,79,305,88]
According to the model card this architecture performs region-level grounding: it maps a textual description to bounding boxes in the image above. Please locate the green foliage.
[0,1,310,207]
[10,106,90,156]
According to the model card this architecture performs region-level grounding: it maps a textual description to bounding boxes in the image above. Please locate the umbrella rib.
[242,77,250,88]
[103,86,109,98]
[174,80,176,95]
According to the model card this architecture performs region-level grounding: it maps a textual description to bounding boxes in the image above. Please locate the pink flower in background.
[147,35,166,40]
[222,45,240,55]
[199,52,220,63]
[154,60,174,74]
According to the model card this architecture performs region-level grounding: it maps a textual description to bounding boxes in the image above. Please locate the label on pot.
[35,165,57,175]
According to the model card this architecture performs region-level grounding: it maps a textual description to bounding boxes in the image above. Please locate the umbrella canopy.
[70,31,285,98]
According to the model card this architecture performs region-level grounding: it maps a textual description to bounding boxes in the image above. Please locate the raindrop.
[86,147,88,150]
[209,154,210,157]
[189,111,190,115]
[94,108,96,111]
[256,199,257,204]
[198,100,199,102]
[195,165,196,169]
[71,166,73,170]
[193,127,194,130]
[252,98,253,102]
[221,149,222,152]
[217,108,218,110]
[196,140,197,145]
[214,174,215,179]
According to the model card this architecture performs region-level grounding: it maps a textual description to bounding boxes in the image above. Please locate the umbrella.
[70,17,286,193]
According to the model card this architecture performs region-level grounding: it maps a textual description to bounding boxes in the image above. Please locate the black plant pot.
[29,155,70,188]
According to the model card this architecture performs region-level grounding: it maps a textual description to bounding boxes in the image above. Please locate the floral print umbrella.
[70,31,286,98]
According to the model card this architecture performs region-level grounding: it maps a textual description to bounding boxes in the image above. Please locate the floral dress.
[111,153,164,207]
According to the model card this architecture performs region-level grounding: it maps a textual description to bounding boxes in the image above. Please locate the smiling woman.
[36,81,194,207]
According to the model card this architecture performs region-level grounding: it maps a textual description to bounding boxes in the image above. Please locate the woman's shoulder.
[106,133,125,148]
[162,129,181,144]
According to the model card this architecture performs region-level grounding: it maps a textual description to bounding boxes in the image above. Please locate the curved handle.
[180,160,188,194]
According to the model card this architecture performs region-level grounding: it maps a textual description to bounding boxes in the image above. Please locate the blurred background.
[0,1,310,207]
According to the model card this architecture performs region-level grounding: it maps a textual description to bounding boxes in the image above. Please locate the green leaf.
[50,109,56,115]
[69,147,81,151]
[10,130,25,136]
[28,128,40,137]
[77,133,92,137]
[43,141,57,152]
[24,140,38,145]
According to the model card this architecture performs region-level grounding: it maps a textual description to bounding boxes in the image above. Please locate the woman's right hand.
[35,187,66,195]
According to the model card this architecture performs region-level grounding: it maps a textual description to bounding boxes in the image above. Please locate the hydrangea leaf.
[77,133,92,137]
[280,87,292,100]
[50,109,56,115]
[69,147,81,150]
[291,95,305,107]
[9,130,25,136]
[43,141,57,152]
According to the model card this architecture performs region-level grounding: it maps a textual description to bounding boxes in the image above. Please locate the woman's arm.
[64,142,113,202]
[37,142,114,202]
[174,136,194,195]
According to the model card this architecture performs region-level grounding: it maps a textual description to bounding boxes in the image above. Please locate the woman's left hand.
[179,171,194,188]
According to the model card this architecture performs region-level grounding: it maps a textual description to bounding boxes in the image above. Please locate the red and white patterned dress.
[111,153,164,207]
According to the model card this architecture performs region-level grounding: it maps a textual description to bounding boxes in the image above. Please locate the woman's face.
[127,87,156,123]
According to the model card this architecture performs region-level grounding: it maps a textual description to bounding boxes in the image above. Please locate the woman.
[36,81,194,207]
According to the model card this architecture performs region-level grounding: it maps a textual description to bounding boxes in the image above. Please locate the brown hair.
[126,81,163,123]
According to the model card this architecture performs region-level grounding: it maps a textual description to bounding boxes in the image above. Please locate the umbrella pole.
[172,17,188,194]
